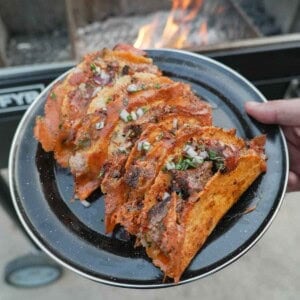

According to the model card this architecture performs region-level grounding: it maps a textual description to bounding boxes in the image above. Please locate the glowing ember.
[75,0,260,57]
[134,0,208,49]
[199,21,208,45]
[134,16,160,49]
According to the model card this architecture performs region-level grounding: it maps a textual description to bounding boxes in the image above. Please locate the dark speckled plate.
[9,49,288,288]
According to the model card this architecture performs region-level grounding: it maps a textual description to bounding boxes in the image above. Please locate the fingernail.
[245,101,260,108]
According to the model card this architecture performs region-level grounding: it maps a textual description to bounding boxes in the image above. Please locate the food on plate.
[136,126,266,281]
[35,44,211,201]
[103,111,212,233]
[34,44,266,282]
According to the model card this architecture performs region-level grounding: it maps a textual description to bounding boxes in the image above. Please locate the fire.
[134,16,160,49]
[199,21,208,45]
[134,0,208,49]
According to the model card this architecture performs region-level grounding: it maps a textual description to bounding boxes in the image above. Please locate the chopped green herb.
[97,167,105,178]
[154,83,161,89]
[156,132,164,141]
[76,137,91,149]
[185,158,196,168]
[90,63,97,72]
[142,107,148,113]
[208,149,223,161]
[175,157,183,170]
[50,92,56,99]
[106,97,112,104]
[206,149,225,171]
[127,114,133,122]
[177,191,183,198]
[215,160,225,171]
[175,157,196,171]
[208,150,217,160]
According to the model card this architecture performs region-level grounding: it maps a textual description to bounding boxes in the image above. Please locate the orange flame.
[199,21,208,45]
[134,16,160,49]
[134,0,207,49]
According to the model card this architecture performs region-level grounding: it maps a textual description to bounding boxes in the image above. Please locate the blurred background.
[0,0,300,67]
[0,0,300,299]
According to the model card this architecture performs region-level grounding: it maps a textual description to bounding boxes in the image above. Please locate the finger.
[245,99,300,126]
[287,171,300,192]
[282,126,300,149]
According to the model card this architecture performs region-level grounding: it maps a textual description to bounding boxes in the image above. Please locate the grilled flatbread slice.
[138,126,266,282]
[102,109,213,233]
[34,45,267,284]
[34,44,162,167]
[71,81,211,200]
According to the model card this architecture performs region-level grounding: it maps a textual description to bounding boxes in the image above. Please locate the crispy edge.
[148,153,266,282]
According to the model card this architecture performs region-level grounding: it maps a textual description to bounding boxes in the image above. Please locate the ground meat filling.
[144,140,239,245]
[145,197,170,246]
[170,161,213,199]
[123,124,142,143]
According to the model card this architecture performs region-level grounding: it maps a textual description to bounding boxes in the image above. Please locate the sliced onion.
[120,109,130,122]
[142,141,151,151]
[92,86,102,97]
[198,150,208,159]
[100,70,110,81]
[184,144,193,152]
[131,111,137,121]
[162,192,170,200]
[79,83,86,92]
[94,70,110,86]
[184,145,198,158]
[137,140,151,151]
[166,161,176,170]
[173,118,178,129]
[136,107,144,118]
[81,200,91,208]
[127,84,138,92]
[137,141,143,151]
[95,121,105,130]
[118,146,127,153]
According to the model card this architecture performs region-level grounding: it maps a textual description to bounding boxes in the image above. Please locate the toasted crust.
[34,45,266,283]
[138,126,266,281]
[102,112,212,233]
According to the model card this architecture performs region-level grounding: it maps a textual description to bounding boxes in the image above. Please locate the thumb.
[245,99,300,126]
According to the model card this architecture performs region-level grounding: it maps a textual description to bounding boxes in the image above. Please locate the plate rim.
[8,48,289,288]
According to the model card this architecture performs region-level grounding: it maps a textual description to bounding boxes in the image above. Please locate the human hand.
[245,99,300,192]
